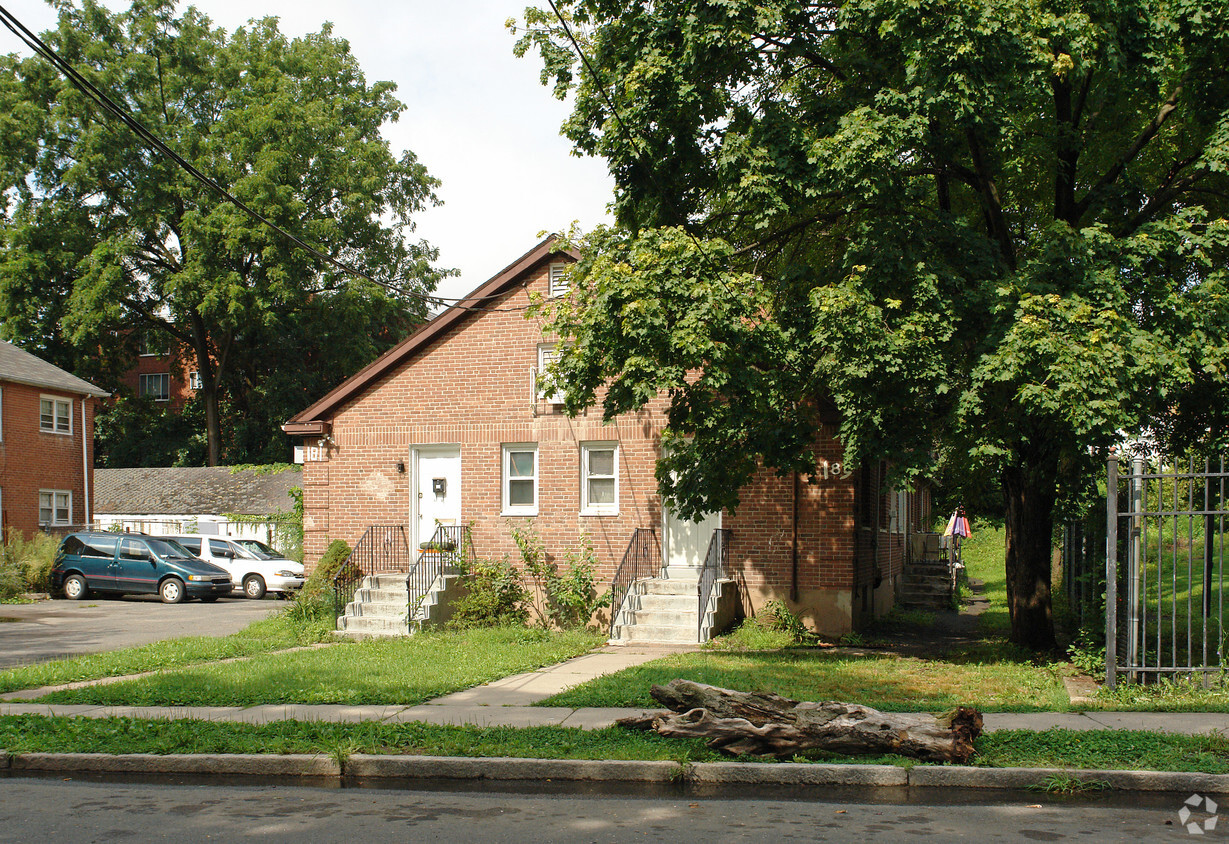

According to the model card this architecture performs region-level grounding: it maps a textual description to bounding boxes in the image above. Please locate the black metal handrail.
[608,527,661,638]
[698,529,731,639]
[408,525,473,622]
[330,525,410,621]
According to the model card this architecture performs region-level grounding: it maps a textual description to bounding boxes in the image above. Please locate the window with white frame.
[548,262,570,297]
[39,489,71,527]
[537,344,566,405]
[139,373,171,401]
[581,442,618,515]
[39,396,71,434]
[502,444,538,516]
[188,371,202,390]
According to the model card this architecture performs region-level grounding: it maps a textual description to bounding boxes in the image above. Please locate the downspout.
[791,471,799,602]
[81,397,90,526]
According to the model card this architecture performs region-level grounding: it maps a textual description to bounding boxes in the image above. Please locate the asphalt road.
[0,595,281,668]
[0,778,1207,843]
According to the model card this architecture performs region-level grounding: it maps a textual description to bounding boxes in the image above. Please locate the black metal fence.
[698,529,731,639]
[608,528,661,638]
[330,525,410,620]
[408,525,473,623]
[1106,454,1229,687]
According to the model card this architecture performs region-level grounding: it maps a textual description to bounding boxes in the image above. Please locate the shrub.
[297,539,351,603]
[513,522,610,630]
[758,599,813,642]
[0,529,59,600]
[447,557,530,628]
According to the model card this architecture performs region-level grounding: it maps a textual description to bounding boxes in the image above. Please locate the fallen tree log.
[616,679,982,763]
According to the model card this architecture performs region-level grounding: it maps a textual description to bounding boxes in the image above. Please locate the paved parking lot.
[0,595,282,669]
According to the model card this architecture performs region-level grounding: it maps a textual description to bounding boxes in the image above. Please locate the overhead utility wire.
[0,4,533,314]
[543,0,733,295]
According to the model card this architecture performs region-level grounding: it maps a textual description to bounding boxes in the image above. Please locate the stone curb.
[686,762,907,787]
[346,755,679,782]
[9,752,339,777]
[4,751,1228,794]
[908,765,1229,793]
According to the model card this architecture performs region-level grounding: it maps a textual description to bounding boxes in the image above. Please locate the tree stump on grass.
[616,679,982,763]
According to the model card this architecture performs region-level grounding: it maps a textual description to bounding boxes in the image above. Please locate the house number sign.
[816,460,853,481]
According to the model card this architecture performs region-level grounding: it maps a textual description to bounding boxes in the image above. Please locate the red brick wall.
[120,341,197,409]
[0,382,97,537]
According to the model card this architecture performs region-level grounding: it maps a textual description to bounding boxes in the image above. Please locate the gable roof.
[94,466,302,516]
[0,340,109,398]
[283,235,575,434]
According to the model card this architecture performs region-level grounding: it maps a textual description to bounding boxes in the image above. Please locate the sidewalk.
[3,643,1228,735]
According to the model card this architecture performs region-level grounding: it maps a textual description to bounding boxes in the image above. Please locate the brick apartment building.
[283,237,928,637]
[121,331,198,409]
[0,340,109,537]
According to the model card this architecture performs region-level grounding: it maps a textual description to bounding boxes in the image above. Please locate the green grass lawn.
[32,626,602,706]
[0,608,336,695]
[959,522,1011,636]
[1,715,1224,773]
[537,649,1070,712]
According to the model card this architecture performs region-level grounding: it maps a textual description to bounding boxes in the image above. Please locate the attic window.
[548,263,570,297]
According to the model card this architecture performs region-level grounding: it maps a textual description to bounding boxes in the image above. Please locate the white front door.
[663,506,721,574]
[412,446,461,549]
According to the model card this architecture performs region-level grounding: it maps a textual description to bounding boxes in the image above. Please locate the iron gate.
[1106,453,1229,687]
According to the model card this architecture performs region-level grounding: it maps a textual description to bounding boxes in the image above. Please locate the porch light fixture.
[395,461,406,474]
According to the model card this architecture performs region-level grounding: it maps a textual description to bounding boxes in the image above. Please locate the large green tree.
[0,0,444,464]
[516,0,1229,650]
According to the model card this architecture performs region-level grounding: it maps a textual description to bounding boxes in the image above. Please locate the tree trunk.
[1002,451,1060,653]
[187,314,221,467]
[617,680,982,763]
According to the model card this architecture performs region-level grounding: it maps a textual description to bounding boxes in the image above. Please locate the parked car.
[161,535,305,599]
[232,538,284,560]
[52,532,234,604]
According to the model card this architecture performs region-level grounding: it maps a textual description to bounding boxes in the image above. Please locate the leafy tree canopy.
[0,0,446,463]
[516,0,1229,650]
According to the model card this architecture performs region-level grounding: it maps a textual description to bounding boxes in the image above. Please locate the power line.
[0,4,535,314]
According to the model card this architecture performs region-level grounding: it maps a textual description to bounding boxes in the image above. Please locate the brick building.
[0,341,109,537]
[283,237,927,638]
[121,331,198,409]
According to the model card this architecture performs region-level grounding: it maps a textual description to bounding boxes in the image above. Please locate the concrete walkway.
[2,642,1228,735]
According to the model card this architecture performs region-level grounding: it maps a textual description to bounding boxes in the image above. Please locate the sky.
[3,0,615,302]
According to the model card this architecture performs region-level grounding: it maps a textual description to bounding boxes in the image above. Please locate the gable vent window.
[548,263,570,297]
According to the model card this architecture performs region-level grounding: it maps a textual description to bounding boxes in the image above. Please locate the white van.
[162,535,305,599]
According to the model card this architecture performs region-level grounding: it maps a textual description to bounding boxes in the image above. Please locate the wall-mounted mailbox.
[432,478,447,496]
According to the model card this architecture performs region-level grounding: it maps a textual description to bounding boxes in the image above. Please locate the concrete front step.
[339,615,411,635]
[620,608,701,627]
[899,580,952,594]
[353,587,411,603]
[638,578,701,596]
[364,574,411,589]
[625,593,696,612]
[612,622,700,644]
[344,600,410,618]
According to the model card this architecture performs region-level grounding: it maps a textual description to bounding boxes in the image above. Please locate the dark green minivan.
[51,532,234,603]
